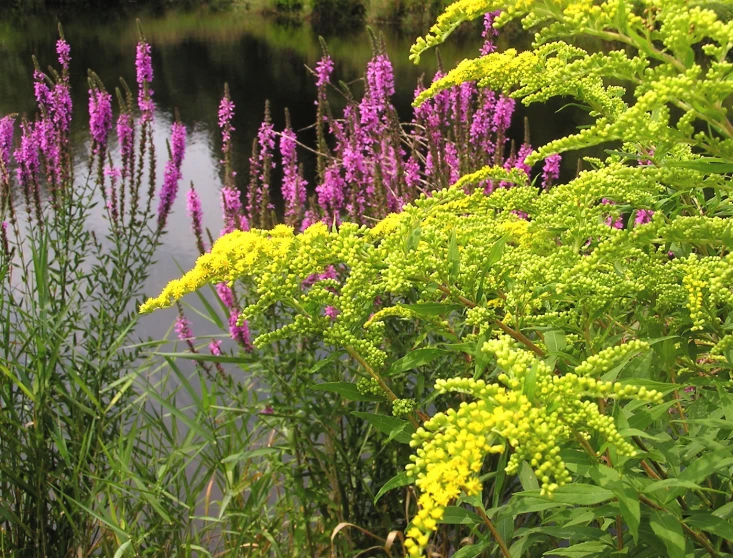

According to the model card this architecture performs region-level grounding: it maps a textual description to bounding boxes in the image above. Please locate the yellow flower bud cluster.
[403,336,662,555]
[574,340,649,376]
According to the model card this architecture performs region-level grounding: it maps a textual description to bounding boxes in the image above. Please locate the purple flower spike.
[217,282,235,308]
[315,55,334,88]
[157,123,187,230]
[89,88,113,153]
[492,95,515,133]
[280,125,307,225]
[56,39,71,71]
[481,11,501,55]
[541,153,561,189]
[135,42,155,122]
[218,95,236,153]
[0,116,15,170]
[187,184,205,254]
[209,340,223,356]
[229,310,252,351]
[175,315,193,341]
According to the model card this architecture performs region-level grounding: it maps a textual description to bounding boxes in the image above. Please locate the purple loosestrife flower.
[280,125,307,225]
[14,121,40,186]
[634,209,655,225]
[492,95,515,133]
[170,122,186,170]
[218,96,236,153]
[34,70,51,110]
[89,88,113,153]
[221,186,244,235]
[444,141,461,185]
[481,11,501,55]
[316,163,346,222]
[315,55,334,88]
[229,310,252,351]
[56,39,71,71]
[0,116,15,170]
[136,42,155,123]
[541,153,561,189]
[175,315,194,341]
[51,81,73,134]
[217,282,235,308]
[602,198,624,229]
[157,123,187,230]
[514,143,534,176]
[209,340,223,356]
[325,306,339,320]
[36,118,61,186]
[186,184,206,254]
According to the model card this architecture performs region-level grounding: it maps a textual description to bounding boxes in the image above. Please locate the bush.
[147,0,733,556]
[310,0,366,33]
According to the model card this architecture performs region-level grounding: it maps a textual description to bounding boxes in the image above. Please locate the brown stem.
[476,507,512,558]
[433,283,545,357]
[346,346,423,428]
[616,515,624,551]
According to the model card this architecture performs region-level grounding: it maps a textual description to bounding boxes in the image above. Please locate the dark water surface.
[0,8,584,342]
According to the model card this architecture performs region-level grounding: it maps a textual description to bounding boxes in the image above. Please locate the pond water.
[0,7,586,344]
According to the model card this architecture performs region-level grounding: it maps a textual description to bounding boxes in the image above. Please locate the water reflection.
[0,8,586,341]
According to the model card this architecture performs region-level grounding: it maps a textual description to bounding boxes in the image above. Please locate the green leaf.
[544,329,567,354]
[666,159,733,173]
[549,484,616,506]
[684,513,733,541]
[221,447,281,464]
[351,412,415,444]
[679,449,733,484]
[388,348,447,375]
[643,478,703,495]
[400,302,463,316]
[452,542,490,558]
[439,506,483,525]
[543,542,612,557]
[650,510,685,558]
[448,228,460,281]
[310,382,383,402]
[374,472,411,504]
